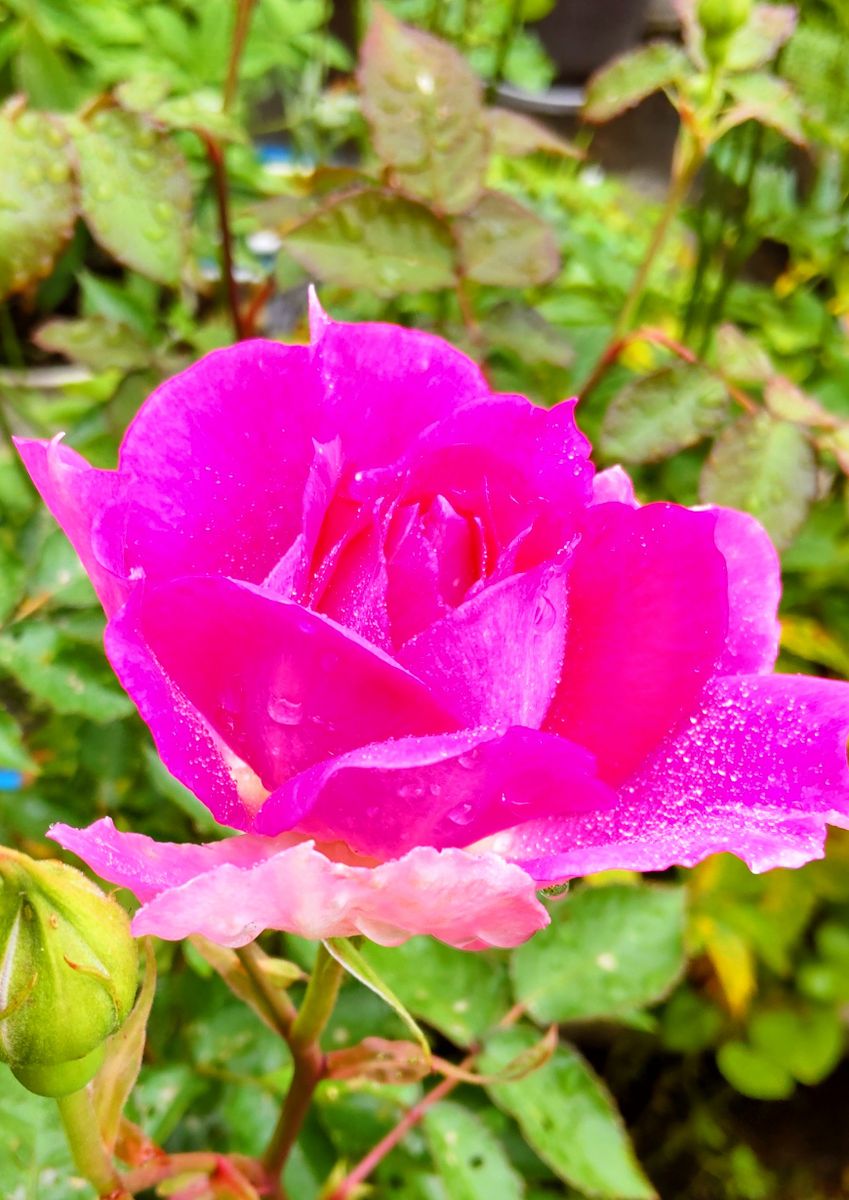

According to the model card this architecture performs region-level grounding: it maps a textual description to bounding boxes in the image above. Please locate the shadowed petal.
[255,725,615,858]
[398,563,568,729]
[107,576,458,817]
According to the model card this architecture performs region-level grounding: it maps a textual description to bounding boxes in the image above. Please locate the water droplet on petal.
[447,802,475,826]
[457,751,478,770]
[268,695,303,725]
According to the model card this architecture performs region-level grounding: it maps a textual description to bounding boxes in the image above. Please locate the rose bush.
[16,297,849,950]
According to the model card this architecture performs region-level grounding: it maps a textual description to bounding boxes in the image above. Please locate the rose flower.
[16,299,849,949]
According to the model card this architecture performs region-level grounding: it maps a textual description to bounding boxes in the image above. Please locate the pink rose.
[16,298,849,949]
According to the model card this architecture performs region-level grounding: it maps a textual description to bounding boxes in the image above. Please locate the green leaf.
[748,1006,843,1086]
[71,108,192,285]
[0,104,75,301]
[716,1041,794,1100]
[764,377,839,428]
[0,710,35,773]
[721,73,807,145]
[424,1100,525,1200]
[511,884,686,1024]
[34,316,153,373]
[285,189,455,295]
[359,6,488,215]
[481,1026,655,1199]
[584,42,691,123]
[0,1068,80,1199]
[485,108,580,159]
[725,4,797,72]
[93,940,156,1153]
[715,323,773,385]
[454,192,559,287]
[0,626,134,723]
[600,364,729,463]
[699,413,817,549]
[482,303,573,368]
[323,938,431,1064]
[360,937,511,1047]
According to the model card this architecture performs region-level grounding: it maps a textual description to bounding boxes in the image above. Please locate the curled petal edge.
[49,818,549,951]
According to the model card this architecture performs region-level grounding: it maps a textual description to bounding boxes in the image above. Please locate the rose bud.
[0,847,138,1096]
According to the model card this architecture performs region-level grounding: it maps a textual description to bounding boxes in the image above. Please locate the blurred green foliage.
[1,1,849,1198]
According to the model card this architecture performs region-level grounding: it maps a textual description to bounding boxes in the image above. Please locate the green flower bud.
[697,0,753,39]
[0,848,138,1095]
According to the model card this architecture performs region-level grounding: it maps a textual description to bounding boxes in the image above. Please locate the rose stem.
[224,0,258,112]
[263,943,345,1189]
[56,1087,128,1198]
[201,132,246,342]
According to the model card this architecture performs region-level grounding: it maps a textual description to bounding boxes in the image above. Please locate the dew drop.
[457,752,478,770]
[268,694,303,725]
[447,802,475,826]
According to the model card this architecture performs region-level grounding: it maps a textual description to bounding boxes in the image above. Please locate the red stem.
[202,133,246,342]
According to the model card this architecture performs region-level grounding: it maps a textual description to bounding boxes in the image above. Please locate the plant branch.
[235,942,298,1039]
[579,325,757,414]
[201,133,246,342]
[224,0,258,112]
[263,944,344,1189]
[326,1072,460,1200]
[56,1087,126,1198]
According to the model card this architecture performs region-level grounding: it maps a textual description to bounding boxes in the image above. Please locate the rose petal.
[309,295,489,466]
[255,725,615,858]
[14,436,129,616]
[101,341,322,587]
[50,816,548,950]
[544,503,728,784]
[591,465,637,506]
[108,576,459,818]
[713,507,781,675]
[398,563,567,728]
[499,674,849,878]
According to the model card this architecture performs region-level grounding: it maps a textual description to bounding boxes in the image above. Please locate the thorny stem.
[579,325,757,415]
[56,1087,127,1199]
[263,944,345,1189]
[326,1072,463,1200]
[201,132,247,342]
[224,0,258,112]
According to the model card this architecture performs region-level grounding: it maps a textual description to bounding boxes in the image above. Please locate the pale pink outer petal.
[14,437,129,617]
[50,817,548,950]
[105,576,458,827]
[398,563,568,729]
[494,674,849,879]
[254,725,615,857]
[544,502,728,784]
[712,507,781,675]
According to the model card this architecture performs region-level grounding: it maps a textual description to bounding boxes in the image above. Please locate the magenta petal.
[114,575,458,801]
[104,596,254,830]
[503,674,849,879]
[713,508,781,675]
[15,437,129,617]
[255,725,615,859]
[398,564,568,729]
[51,816,547,949]
[545,503,728,784]
[400,394,592,559]
[309,301,488,466]
[108,341,321,585]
